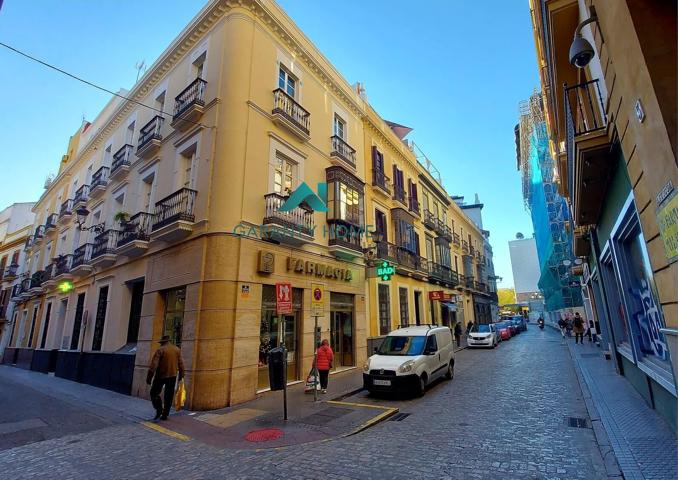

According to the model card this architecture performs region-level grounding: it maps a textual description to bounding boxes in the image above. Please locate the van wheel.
[416,374,427,396]
[445,361,454,380]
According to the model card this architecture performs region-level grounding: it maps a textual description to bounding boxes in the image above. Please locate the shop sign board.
[429,291,444,301]
[657,188,678,263]
[276,282,293,315]
[311,283,324,316]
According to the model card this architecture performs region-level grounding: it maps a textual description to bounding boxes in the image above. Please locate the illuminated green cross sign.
[376,261,395,281]
[58,280,74,294]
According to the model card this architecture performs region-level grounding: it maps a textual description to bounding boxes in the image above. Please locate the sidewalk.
[565,338,678,480]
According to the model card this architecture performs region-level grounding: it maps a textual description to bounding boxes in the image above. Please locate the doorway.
[126,280,144,344]
[330,292,354,369]
[414,291,422,325]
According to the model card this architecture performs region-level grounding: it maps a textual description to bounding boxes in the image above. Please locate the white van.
[363,325,455,396]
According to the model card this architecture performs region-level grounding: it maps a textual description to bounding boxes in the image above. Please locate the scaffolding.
[517,92,582,312]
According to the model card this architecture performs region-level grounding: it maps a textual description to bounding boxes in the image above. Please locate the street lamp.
[75,206,105,234]
[363,230,384,265]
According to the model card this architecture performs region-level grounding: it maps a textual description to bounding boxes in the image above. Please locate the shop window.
[91,286,109,351]
[378,284,391,335]
[612,207,672,378]
[259,285,302,389]
[399,287,409,327]
[163,287,186,346]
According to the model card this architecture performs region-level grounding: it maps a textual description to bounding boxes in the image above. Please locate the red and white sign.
[428,291,444,301]
[276,282,293,315]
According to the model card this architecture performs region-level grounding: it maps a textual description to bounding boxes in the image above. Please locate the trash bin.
[268,347,286,391]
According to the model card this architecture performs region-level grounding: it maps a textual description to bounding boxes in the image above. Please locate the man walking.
[573,313,585,344]
[454,322,463,348]
[557,316,566,338]
[147,335,185,420]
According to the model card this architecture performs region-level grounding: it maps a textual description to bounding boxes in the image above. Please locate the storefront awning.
[442,302,457,312]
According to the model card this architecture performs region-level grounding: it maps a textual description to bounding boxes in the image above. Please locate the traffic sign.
[276,283,293,315]
[311,283,324,316]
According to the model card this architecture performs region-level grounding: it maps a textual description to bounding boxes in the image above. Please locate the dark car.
[511,315,528,332]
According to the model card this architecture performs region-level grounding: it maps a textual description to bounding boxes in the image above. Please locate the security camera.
[569,35,595,68]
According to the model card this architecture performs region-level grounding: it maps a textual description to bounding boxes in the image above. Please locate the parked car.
[363,325,455,396]
[467,323,498,348]
[495,322,512,341]
[507,321,518,336]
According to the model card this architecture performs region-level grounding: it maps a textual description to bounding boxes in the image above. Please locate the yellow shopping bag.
[174,379,186,411]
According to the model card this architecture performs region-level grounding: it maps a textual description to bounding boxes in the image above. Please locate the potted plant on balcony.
[114,212,133,232]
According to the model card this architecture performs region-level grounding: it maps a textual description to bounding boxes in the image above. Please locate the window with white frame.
[103,144,112,167]
[125,121,136,145]
[333,114,346,140]
[193,52,206,79]
[278,66,296,98]
[273,152,296,195]
[141,173,156,213]
[178,142,197,190]
[155,91,166,114]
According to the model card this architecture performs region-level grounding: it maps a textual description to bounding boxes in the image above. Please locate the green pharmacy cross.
[57,280,75,294]
[376,261,395,281]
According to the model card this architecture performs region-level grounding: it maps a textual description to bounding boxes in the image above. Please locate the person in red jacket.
[315,339,334,394]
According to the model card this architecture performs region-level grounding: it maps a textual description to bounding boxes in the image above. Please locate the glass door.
[330,293,354,369]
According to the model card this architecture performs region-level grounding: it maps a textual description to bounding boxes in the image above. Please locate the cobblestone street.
[0,327,615,479]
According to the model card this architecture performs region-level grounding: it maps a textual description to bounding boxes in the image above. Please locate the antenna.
[134,60,146,82]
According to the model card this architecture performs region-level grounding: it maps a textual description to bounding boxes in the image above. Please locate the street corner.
[138,398,398,451]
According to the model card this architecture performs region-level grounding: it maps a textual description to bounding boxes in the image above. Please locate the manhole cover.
[244,428,284,442]
[565,417,589,428]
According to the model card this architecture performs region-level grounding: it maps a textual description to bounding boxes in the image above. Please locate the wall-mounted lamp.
[569,15,599,68]
[75,206,105,234]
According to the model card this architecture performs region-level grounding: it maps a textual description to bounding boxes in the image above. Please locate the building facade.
[508,236,542,303]
[0,203,35,359]
[516,92,583,314]
[2,0,494,410]
[530,0,677,429]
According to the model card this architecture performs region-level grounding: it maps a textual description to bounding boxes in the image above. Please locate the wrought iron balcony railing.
[33,225,46,242]
[45,213,59,230]
[408,197,420,215]
[371,169,391,194]
[73,184,90,205]
[392,185,407,205]
[330,135,356,167]
[138,115,164,151]
[4,264,18,278]
[111,144,134,174]
[60,199,74,218]
[174,78,207,122]
[92,230,118,259]
[263,192,314,236]
[152,188,197,231]
[272,88,310,135]
[91,166,110,189]
[71,243,94,269]
[54,254,73,276]
[117,212,155,248]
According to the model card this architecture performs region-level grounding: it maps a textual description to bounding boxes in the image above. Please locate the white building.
[508,236,541,303]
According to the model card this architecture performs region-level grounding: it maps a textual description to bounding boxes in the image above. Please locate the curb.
[565,343,623,479]
[326,399,399,437]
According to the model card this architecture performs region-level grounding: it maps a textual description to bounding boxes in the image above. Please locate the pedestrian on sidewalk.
[147,335,185,420]
[558,316,566,338]
[565,316,573,337]
[315,339,334,394]
[454,322,463,348]
[573,313,585,344]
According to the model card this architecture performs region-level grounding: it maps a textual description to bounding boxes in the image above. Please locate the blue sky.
[0,0,537,288]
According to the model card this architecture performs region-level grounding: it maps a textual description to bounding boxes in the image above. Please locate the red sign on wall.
[429,291,444,301]
[276,283,293,315]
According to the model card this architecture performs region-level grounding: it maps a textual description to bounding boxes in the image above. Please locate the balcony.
[408,197,420,216]
[474,281,488,294]
[392,185,407,207]
[427,261,458,287]
[3,264,18,280]
[329,135,356,168]
[172,78,207,131]
[470,245,476,257]
[73,184,90,207]
[71,243,94,276]
[564,79,611,226]
[53,254,74,281]
[29,270,46,294]
[423,210,437,230]
[463,276,474,290]
[137,115,164,159]
[461,240,469,254]
[33,225,46,246]
[375,241,397,264]
[327,220,363,260]
[371,169,391,197]
[435,220,452,241]
[59,199,74,223]
[262,193,314,245]
[117,212,154,257]
[151,188,197,242]
[110,144,134,181]
[394,247,427,277]
[10,283,24,301]
[14,279,31,301]
[45,213,59,234]
[89,166,110,199]
[23,236,33,252]
[41,263,57,290]
[452,232,460,247]
[271,88,310,141]
[90,230,118,268]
